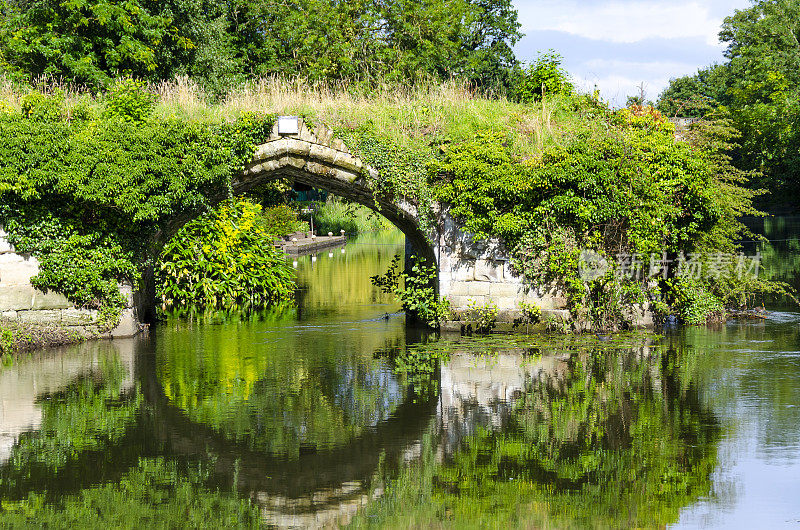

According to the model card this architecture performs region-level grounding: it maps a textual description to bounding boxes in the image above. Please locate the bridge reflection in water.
[0,326,725,529]
[4,225,796,526]
[0,232,721,528]
[0,329,666,528]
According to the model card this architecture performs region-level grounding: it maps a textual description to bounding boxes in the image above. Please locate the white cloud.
[572,59,698,106]
[512,1,754,105]
[517,1,726,47]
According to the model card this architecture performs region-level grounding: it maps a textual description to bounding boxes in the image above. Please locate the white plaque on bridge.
[277,116,299,135]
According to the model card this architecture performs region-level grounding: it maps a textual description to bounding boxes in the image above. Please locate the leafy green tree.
[379,0,521,87]
[657,0,800,202]
[0,0,523,90]
[0,0,182,87]
[719,0,800,196]
[656,65,728,118]
[143,0,243,95]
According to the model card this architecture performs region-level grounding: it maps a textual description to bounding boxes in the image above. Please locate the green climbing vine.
[371,255,450,327]
[0,82,275,325]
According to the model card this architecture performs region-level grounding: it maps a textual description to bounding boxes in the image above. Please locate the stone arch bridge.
[1,117,572,336]
[149,117,565,323]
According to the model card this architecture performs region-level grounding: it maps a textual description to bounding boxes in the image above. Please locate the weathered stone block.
[0,285,73,311]
[260,159,281,173]
[270,138,289,158]
[61,308,99,326]
[0,258,40,285]
[446,295,473,311]
[448,263,475,282]
[17,309,62,324]
[1,310,17,320]
[542,308,571,322]
[447,282,472,298]
[335,169,360,183]
[304,161,329,177]
[467,282,491,296]
[32,289,74,310]
[243,163,262,176]
[494,296,521,311]
[0,253,25,266]
[464,295,488,306]
[489,283,523,298]
[287,140,312,158]
[119,283,134,309]
[254,143,275,160]
[309,143,336,164]
[0,285,35,311]
[333,151,363,173]
[299,124,317,143]
[286,155,307,169]
[440,320,462,332]
[110,309,140,338]
[624,303,654,328]
[474,259,504,282]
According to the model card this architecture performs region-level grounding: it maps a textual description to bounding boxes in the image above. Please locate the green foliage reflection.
[354,339,720,528]
[156,309,407,458]
[0,458,261,528]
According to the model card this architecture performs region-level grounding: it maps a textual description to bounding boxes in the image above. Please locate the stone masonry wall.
[0,226,140,338]
[434,213,571,324]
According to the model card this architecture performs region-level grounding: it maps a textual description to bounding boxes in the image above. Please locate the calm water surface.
[0,229,798,528]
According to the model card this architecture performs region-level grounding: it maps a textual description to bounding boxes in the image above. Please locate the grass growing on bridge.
[161,77,607,169]
[1,75,582,159]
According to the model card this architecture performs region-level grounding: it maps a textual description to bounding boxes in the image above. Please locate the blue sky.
[512,0,752,106]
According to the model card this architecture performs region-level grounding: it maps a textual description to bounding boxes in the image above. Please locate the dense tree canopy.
[656,0,800,203]
[0,0,522,91]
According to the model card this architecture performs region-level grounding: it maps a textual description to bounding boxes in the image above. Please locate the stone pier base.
[0,227,141,339]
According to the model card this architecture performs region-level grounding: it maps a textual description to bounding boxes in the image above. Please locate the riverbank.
[0,319,89,356]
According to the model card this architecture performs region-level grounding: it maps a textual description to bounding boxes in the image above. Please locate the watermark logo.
[579,251,761,281]
[578,250,610,281]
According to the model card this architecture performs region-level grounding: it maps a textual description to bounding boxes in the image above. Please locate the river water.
[0,227,798,528]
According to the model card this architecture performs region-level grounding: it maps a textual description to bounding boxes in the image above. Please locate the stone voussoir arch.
[235,117,436,263]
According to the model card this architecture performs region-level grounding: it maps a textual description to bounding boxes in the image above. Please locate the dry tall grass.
[152,76,575,155]
[1,74,584,156]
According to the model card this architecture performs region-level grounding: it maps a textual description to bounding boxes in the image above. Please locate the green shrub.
[102,79,157,123]
[157,198,296,312]
[312,198,393,235]
[1,328,13,355]
[668,276,725,324]
[0,93,275,321]
[429,101,773,330]
[372,255,450,327]
[466,299,499,333]
[20,91,64,121]
[259,204,305,236]
[510,50,573,103]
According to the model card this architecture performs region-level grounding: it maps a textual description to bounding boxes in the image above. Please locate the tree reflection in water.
[357,335,721,528]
